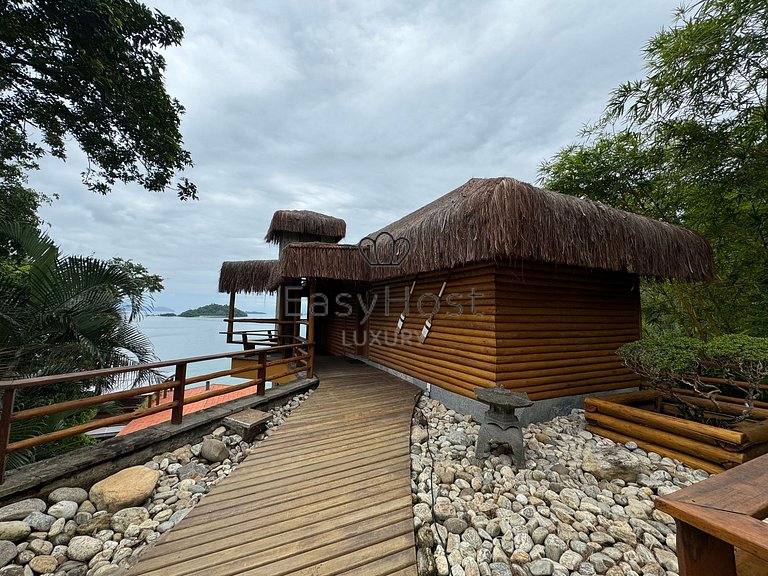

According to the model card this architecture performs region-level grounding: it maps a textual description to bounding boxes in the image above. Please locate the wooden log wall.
[495,261,642,400]
[315,281,360,357]
[366,263,498,398]
[314,261,642,401]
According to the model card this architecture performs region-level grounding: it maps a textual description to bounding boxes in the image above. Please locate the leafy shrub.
[618,333,768,426]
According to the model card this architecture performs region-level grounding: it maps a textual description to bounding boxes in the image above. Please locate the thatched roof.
[218,260,278,294]
[264,210,346,244]
[266,243,370,291]
[363,177,713,281]
[221,177,714,293]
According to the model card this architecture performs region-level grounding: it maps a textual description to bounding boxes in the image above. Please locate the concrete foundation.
[355,356,637,426]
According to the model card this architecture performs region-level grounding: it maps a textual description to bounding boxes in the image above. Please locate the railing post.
[227,292,236,344]
[171,363,187,425]
[0,389,16,484]
[307,343,314,379]
[257,351,267,395]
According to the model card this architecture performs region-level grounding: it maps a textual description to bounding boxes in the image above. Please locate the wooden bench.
[656,453,768,575]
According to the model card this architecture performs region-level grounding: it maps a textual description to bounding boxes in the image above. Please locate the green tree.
[0,162,53,260]
[108,257,164,319]
[0,222,158,410]
[539,0,768,337]
[0,0,196,199]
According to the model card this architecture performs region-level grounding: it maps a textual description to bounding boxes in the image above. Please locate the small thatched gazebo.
[219,177,713,403]
[264,210,346,250]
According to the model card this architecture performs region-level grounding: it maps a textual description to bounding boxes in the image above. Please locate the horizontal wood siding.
[316,281,360,357]
[495,261,642,400]
[367,263,497,398]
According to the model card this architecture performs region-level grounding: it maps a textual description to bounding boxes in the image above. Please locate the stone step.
[222,409,273,441]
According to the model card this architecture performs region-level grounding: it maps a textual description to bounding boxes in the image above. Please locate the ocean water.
[137,315,255,384]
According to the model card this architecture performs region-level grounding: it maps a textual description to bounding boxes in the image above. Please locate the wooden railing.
[0,339,314,484]
[223,318,308,347]
[656,453,768,575]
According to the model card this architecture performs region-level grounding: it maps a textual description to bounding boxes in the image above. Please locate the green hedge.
[618,333,768,425]
[618,333,768,381]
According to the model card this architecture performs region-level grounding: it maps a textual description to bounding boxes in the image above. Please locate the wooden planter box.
[584,390,768,474]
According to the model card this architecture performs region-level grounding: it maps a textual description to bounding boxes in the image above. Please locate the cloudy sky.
[33,0,674,313]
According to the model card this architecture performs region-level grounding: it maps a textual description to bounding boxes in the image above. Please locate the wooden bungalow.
[219,177,713,406]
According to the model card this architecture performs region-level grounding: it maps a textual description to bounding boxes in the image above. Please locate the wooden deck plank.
[128,356,421,576]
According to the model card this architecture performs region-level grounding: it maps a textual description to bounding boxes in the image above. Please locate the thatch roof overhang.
[221,178,714,292]
[218,260,279,294]
[264,210,346,244]
[266,243,371,291]
[363,178,713,282]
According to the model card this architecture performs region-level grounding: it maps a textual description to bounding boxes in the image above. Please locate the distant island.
[179,303,248,318]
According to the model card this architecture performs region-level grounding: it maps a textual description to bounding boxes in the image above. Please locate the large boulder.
[582,445,644,483]
[89,466,160,512]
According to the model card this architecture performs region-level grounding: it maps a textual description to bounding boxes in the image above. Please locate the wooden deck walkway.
[129,356,421,576]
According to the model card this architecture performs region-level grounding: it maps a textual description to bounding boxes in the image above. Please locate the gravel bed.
[410,396,709,576]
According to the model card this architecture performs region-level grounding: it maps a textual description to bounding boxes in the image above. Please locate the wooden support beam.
[171,363,187,425]
[227,292,236,344]
[0,389,15,484]
[676,521,736,576]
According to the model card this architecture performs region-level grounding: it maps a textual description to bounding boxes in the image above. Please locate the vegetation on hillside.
[539,0,768,338]
[0,0,194,466]
[179,304,247,318]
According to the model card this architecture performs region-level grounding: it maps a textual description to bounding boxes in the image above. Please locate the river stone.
[411,426,428,444]
[0,566,24,576]
[0,522,30,542]
[0,540,16,567]
[48,487,88,505]
[22,512,56,532]
[558,550,582,571]
[76,512,112,536]
[110,507,149,533]
[528,559,555,576]
[444,517,467,534]
[89,466,160,512]
[200,438,230,463]
[0,499,46,522]
[445,430,469,446]
[28,554,58,574]
[92,565,124,576]
[416,547,436,576]
[582,446,643,483]
[27,539,53,556]
[176,462,208,481]
[48,500,79,520]
[67,535,103,562]
[589,552,616,573]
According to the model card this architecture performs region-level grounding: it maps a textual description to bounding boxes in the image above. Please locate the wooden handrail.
[0,347,268,389]
[657,453,768,575]
[0,340,314,483]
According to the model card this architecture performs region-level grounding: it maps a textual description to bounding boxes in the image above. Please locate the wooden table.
[656,454,768,575]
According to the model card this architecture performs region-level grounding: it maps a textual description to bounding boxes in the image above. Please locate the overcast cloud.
[32,0,673,312]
